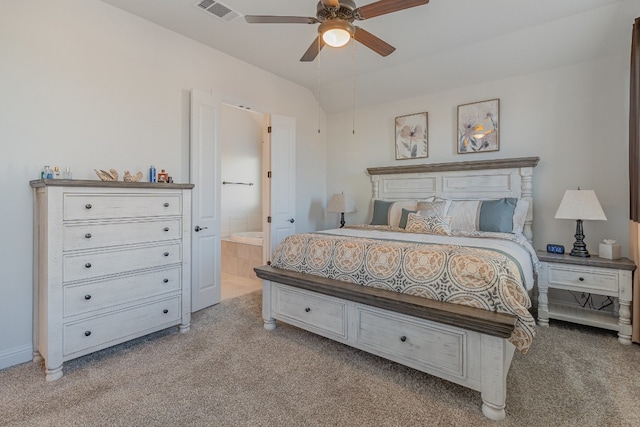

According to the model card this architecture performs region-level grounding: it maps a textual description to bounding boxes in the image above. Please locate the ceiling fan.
[244,0,430,62]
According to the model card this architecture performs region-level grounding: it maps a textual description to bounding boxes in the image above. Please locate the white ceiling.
[99,0,629,113]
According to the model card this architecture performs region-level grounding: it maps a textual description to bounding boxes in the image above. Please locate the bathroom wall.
[221,105,264,237]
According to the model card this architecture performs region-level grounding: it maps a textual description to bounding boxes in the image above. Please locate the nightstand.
[537,251,636,344]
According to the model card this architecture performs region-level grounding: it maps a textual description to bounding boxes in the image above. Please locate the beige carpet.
[2,290,640,427]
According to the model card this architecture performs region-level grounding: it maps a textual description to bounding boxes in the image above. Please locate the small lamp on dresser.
[327,192,356,228]
[554,188,607,257]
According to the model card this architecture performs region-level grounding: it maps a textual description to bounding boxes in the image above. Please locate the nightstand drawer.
[546,265,618,294]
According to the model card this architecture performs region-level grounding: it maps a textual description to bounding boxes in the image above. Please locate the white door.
[263,114,296,263]
[190,89,221,312]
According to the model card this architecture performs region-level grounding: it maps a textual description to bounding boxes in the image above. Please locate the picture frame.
[395,112,428,160]
[457,98,500,154]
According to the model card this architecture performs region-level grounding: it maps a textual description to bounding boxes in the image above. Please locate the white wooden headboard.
[367,157,540,241]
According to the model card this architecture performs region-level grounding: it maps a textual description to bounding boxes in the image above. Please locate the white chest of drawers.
[30,179,194,381]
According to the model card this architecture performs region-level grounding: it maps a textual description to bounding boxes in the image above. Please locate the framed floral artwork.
[395,112,428,160]
[457,98,499,154]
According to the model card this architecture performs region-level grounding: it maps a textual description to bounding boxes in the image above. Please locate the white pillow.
[436,197,526,234]
[512,199,529,234]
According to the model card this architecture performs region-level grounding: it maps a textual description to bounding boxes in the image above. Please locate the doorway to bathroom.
[190,90,296,310]
[220,104,264,300]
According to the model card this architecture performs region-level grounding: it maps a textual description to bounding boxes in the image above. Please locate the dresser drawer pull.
[85,263,92,268]
[400,336,407,342]
[164,252,170,257]
[579,277,585,282]
[85,203,92,209]
[163,202,170,207]
[84,331,91,337]
[163,309,169,314]
[163,278,169,283]
[84,295,91,300]
[305,307,311,313]
[85,233,92,239]
[163,227,170,232]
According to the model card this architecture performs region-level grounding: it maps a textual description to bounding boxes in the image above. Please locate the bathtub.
[230,231,263,246]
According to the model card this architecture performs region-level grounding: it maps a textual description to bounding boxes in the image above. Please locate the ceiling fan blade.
[320,0,340,7]
[353,27,395,57]
[245,15,318,24]
[355,0,429,20]
[300,36,326,62]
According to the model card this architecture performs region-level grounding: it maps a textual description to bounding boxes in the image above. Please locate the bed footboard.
[254,266,518,421]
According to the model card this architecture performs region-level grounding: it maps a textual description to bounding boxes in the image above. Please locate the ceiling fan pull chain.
[317,36,322,134]
[352,39,356,135]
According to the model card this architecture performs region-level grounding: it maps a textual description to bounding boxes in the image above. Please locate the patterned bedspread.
[271,231,535,353]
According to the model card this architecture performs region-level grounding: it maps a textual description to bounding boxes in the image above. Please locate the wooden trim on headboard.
[366,157,540,176]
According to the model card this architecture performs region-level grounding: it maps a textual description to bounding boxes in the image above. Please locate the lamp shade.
[319,20,354,48]
[554,189,607,221]
[327,193,356,213]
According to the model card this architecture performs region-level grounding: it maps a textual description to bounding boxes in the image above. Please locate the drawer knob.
[163,227,169,232]
[579,277,585,282]
[163,309,169,314]
[163,202,170,207]
[85,233,92,239]
[84,295,91,300]
[164,252,170,257]
[400,336,407,342]
[85,203,92,209]
[84,331,91,337]
[85,263,92,268]
[305,307,311,313]
[163,278,169,283]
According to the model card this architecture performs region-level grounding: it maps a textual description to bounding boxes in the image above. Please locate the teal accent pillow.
[398,208,417,229]
[479,198,517,232]
[370,200,394,225]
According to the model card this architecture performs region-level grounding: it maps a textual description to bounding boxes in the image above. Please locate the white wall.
[221,105,263,237]
[326,53,631,256]
[0,0,326,369]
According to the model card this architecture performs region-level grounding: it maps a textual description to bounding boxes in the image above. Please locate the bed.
[254,156,539,421]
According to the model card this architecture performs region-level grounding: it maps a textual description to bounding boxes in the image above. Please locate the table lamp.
[554,189,607,257]
[327,192,356,228]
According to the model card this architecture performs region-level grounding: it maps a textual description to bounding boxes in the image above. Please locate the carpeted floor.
[2,290,640,427]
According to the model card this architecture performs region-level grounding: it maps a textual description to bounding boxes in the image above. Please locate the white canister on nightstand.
[599,239,621,260]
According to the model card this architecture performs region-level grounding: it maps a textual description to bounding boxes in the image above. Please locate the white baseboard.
[0,344,32,371]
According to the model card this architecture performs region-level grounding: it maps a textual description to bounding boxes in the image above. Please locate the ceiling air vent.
[194,0,242,23]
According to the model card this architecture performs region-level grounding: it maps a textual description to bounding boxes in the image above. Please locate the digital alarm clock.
[546,244,565,254]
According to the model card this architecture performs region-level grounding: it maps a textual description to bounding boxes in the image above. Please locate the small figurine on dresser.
[94,169,119,181]
[123,170,143,182]
[157,169,169,183]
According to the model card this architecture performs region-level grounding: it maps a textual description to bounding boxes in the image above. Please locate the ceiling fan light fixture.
[319,20,354,48]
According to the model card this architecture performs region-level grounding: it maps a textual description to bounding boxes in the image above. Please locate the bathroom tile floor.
[221,272,262,300]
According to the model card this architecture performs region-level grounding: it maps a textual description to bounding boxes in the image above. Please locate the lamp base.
[569,219,590,257]
[339,212,345,228]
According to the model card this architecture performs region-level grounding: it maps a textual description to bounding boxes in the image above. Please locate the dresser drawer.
[63,219,182,251]
[63,242,181,282]
[546,264,618,294]
[63,266,181,317]
[274,286,347,339]
[63,296,181,357]
[355,306,465,377]
[63,193,181,220]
